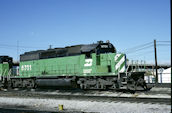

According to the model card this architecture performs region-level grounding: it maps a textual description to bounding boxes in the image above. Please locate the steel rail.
[0,89,170,105]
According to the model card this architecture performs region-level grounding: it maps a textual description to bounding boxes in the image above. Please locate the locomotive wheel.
[127,78,136,90]
[135,78,147,90]
[80,84,84,89]
[127,77,147,91]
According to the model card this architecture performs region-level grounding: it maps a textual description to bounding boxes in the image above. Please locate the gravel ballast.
[0,96,170,113]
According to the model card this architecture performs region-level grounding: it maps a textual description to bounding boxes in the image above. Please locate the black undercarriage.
[0,72,151,91]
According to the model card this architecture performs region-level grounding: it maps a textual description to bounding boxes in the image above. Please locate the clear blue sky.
[0,0,171,64]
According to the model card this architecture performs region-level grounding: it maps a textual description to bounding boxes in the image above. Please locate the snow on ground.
[0,97,170,113]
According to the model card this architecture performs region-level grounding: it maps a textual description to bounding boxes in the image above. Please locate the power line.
[126,44,154,54]
[126,44,170,55]
[121,41,153,53]
[0,44,46,49]
[157,44,171,46]
[127,50,154,57]
[157,41,170,42]
[127,45,170,57]
[0,47,17,50]
[120,40,170,54]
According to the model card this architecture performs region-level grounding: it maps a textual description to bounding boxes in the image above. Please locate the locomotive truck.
[0,41,149,91]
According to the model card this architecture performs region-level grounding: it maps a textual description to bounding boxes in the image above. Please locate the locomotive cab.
[81,40,116,59]
[96,41,116,54]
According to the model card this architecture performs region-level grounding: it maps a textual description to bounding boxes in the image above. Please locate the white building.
[158,67,171,83]
[144,67,171,83]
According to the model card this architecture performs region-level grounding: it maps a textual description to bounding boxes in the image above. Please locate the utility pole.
[154,40,158,84]
[49,45,52,49]
[17,41,19,62]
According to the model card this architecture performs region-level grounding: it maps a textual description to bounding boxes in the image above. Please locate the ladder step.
[121,82,127,84]
[120,86,127,89]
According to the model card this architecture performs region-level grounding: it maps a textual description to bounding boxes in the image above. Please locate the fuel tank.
[36,78,74,87]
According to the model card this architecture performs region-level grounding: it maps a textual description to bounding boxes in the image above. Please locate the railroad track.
[0,108,90,113]
[0,88,170,105]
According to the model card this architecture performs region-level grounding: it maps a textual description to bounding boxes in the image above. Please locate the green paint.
[19,53,126,78]
[0,63,9,76]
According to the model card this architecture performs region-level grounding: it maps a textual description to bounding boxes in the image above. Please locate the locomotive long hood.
[20,41,116,61]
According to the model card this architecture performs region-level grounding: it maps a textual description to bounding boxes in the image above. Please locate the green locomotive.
[0,41,148,90]
[0,56,13,87]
